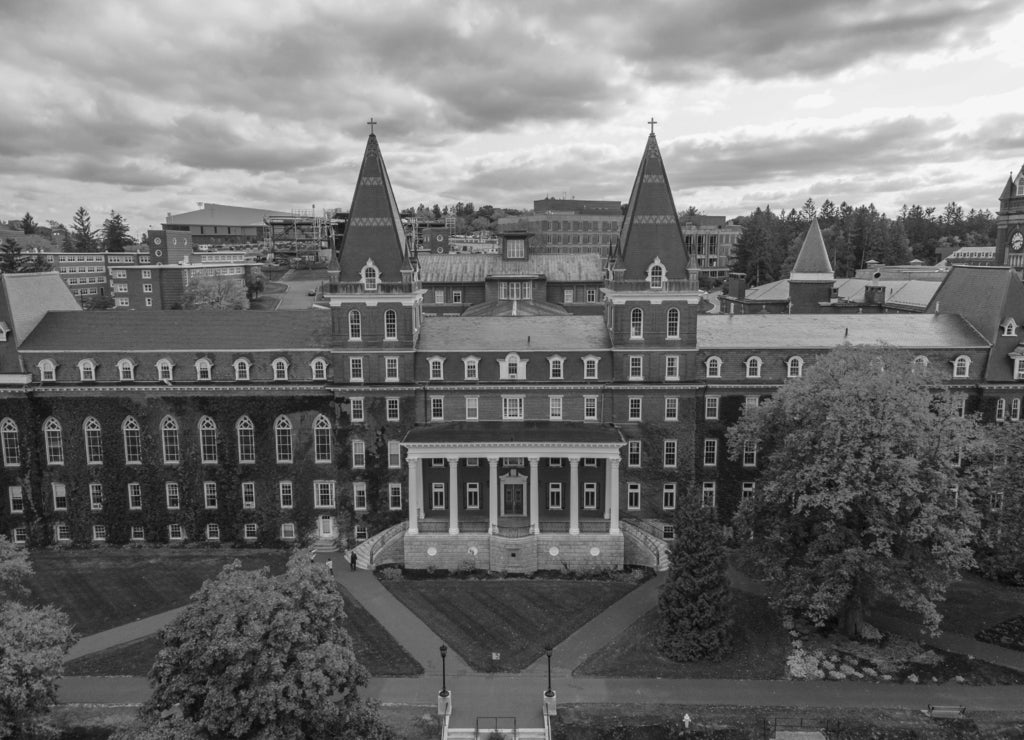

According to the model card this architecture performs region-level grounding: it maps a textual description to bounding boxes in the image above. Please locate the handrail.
[475,716,517,739]
[368,522,406,567]
[620,520,668,570]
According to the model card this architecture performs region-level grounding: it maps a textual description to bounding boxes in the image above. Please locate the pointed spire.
[790,219,834,281]
[613,128,690,281]
[336,130,410,283]
[1000,174,1014,201]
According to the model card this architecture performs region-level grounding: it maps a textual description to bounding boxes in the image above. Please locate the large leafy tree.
[70,206,98,252]
[658,492,732,662]
[727,344,985,637]
[0,536,76,739]
[131,553,392,740]
[101,210,133,252]
[181,277,248,310]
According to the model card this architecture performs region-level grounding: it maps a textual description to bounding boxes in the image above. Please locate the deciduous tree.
[727,344,985,636]
[181,277,248,310]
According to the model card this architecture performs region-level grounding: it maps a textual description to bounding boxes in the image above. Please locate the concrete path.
[66,607,185,661]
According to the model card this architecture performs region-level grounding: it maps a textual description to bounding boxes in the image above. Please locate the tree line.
[8,207,136,254]
[728,199,997,285]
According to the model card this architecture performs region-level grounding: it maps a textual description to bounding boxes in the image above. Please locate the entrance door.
[502,483,525,516]
[318,515,335,538]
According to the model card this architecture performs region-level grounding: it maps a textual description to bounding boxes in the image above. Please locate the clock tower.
[995,163,1024,269]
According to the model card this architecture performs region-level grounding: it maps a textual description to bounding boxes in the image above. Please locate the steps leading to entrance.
[446,728,547,740]
[309,538,339,553]
[351,521,405,570]
[620,520,670,571]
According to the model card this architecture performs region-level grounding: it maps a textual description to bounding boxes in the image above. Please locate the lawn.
[28,548,289,635]
[382,577,638,672]
[574,589,789,679]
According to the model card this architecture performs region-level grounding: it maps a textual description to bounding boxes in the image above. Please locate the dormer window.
[272,358,290,381]
[0,321,9,342]
[38,359,56,382]
[1002,318,1018,337]
[463,356,479,381]
[156,359,174,381]
[705,356,722,379]
[310,357,328,380]
[233,359,252,381]
[78,359,97,382]
[582,355,600,380]
[745,356,762,379]
[117,359,136,382]
[952,355,971,379]
[498,352,528,380]
[912,355,929,372]
[194,358,213,381]
[360,260,379,291]
[548,355,565,380]
[786,356,803,378]
[505,239,525,259]
[1013,354,1024,381]
[428,356,445,381]
[646,257,667,290]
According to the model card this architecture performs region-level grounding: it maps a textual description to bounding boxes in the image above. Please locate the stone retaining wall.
[403,532,623,573]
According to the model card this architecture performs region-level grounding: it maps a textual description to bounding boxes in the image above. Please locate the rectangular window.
[583,482,598,509]
[351,397,364,423]
[997,398,1007,421]
[464,359,478,380]
[745,395,759,409]
[279,481,294,508]
[430,396,444,421]
[354,525,368,541]
[388,440,402,469]
[584,395,598,421]
[629,355,643,380]
[93,525,108,541]
[168,523,184,541]
[465,482,480,509]
[627,440,641,467]
[665,355,679,381]
[55,523,71,541]
[245,523,259,540]
[703,438,718,466]
[549,358,564,380]
[204,481,218,509]
[502,396,524,420]
[549,395,563,420]
[352,440,366,468]
[465,396,479,421]
[429,359,444,380]
[586,288,597,302]
[432,457,445,467]
[89,482,103,511]
[702,481,716,508]
[665,397,679,421]
[584,358,598,379]
[241,482,256,509]
[663,483,677,510]
[705,396,719,420]
[385,356,399,381]
[663,439,677,468]
[628,397,642,421]
[742,440,758,467]
[52,482,67,511]
[466,457,479,467]
[353,482,367,510]
[389,483,403,510]
[1012,398,1021,421]
[434,289,445,304]
[280,522,296,540]
[350,357,364,382]
[130,525,145,541]
[547,482,563,509]
[386,397,400,422]
[741,482,756,500]
[627,482,641,510]
[563,288,574,304]
[452,289,462,303]
[9,485,24,513]
[128,482,142,510]
[314,480,336,508]
[431,482,446,509]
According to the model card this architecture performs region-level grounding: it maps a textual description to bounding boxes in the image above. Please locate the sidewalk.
[66,607,185,661]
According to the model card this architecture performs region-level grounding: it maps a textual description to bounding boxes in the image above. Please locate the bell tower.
[995,164,1024,270]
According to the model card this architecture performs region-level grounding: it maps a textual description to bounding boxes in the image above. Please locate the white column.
[568,456,580,535]
[603,458,611,520]
[488,456,499,534]
[447,455,460,534]
[607,456,620,535]
[528,456,540,534]
[407,454,421,534]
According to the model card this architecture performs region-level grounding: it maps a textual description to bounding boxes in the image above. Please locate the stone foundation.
[403,532,623,573]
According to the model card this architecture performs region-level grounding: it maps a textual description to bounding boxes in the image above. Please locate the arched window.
[1002,318,1018,337]
[156,358,174,381]
[787,356,804,378]
[705,356,722,379]
[43,417,63,465]
[122,416,142,464]
[313,415,332,463]
[384,309,398,339]
[274,416,293,463]
[78,359,97,382]
[952,355,971,378]
[362,264,378,291]
[912,355,929,371]
[38,359,56,382]
[649,264,664,290]
[666,308,680,339]
[199,416,218,464]
[117,359,135,382]
[310,357,328,381]
[745,356,762,379]
[233,358,251,381]
[348,310,362,340]
[630,308,643,339]
[236,416,255,463]
[272,357,289,381]
[161,416,180,464]
[1,418,20,467]
[194,358,213,381]
[83,417,103,464]
[499,352,527,380]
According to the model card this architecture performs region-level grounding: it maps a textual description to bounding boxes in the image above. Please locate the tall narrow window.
[351,439,366,468]
[44,417,63,465]
[236,416,255,463]
[83,417,103,464]
[353,482,367,510]
[650,264,664,289]
[384,309,397,339]
[388,440,402,468]
[241,482,256,509]
[199,416,218,464]
[385,356,399,381]
[165,482,181,509]
[665,355,679,381]
[627,440,641,467]
[89,483,103,511]
[122,416,142,464]
[705,356,722,378]
[628,397,642,421]
[275,416,293,463]
[348,310,362,340]
[386,397,400,421]
[666,308,680,338]
[663,483,677,510]
[279,481,294,508]
[703,438,718,466]
[315,480,336,508]
[52,483,68,510]
[1,419,19,467]
[204,481,218,509]
[313,415,332,463]
[630,307,643,338]
[161,417,180,463]
[665,397,679,421]
[705,396,719,420]
[701,482,716,508]
[465,396,478,420]
[663,439,678,468]
[627,483,641,510]
[350,357,364,382]
[362,265,378,291]
[128,483,142,510]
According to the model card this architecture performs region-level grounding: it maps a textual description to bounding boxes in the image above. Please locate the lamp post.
[439,644,449,697]
[544,645,554,697]
[542,645,557,716]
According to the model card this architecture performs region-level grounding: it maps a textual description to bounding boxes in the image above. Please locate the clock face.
[1013,233,1024,252]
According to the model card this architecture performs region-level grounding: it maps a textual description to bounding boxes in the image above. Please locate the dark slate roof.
[418,253,604,283]
[745,277,940,308]
[19,310,331,352]
[1000,175,1014,201]
[614,132,689,280]
[697,313,987,349]
[336,134,409,283]
[2,273,81,345]
[405,421,623,445]
[791,219,833,277]
[460,300,569,317]
[925,266,1022,343]
[418,315,609,352]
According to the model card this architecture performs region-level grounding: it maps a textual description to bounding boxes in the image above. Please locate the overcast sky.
[2,0,1023,236]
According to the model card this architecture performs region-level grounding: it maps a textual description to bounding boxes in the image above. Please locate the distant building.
[680,215,742,283]
[944,246,996,267]
[163,203,294,249]
[498,198,623,254]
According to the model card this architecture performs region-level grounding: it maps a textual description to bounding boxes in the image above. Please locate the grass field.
[28,548,290,636]
[877,573,1024,636]
[575,589,789,679]
[382,577,637,672]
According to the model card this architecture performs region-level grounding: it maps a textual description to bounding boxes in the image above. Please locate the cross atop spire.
[367,117,377,134]
[648,117,657,134]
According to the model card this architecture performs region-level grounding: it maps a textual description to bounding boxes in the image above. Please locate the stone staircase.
[620,519,670,571]
[445,728,547,740]
[350,521,406,570]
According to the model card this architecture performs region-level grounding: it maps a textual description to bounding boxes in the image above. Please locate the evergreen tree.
[70,206,98,252]
[19,212,37,234]
[657,493,732,662]
[101,210,133,252]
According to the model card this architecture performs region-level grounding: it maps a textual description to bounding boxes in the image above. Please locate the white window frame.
[743,440,758,467]
[195,358,213,381]
[0,419,17,467]
[280,523,296,540]
[117,359,135,381]
[549,395,563,421]
[44,417,64,465]
[666,307,680,339]
[128,482,143,510]
[583,395,598,421]
[310,357,328,380]
[78,359,96,382]
[663,439,677,468]
[83,417,103,464]
[168,523,185,541]
[465,396,479,421]
[665,355,679,381]
[431,482,446,509]
[705,395,719,420]
[206,523,221,541]
[463,356,479,381]
[430,396,444,421]
[428,356,445,381]
[314,480,336,508]
[389,483,403,510]
[547,482,563,509]
[502,395,524,421]
[384,309,398,340]
[665,397,679,421]
[628,397,642,421]
[705,356,722,379]
[353,482,367,511]
[130,524,145,541]
[38,359,56,382]
[628,355,643,381]
[787,356,804,378]
[350,356,364,383]
[386,397,400,422]
[233,358,251,381]
[236,416,255,463]
[274,416,293,463]
[161,416,180,464]
[548,356,565,380]
[583,482,598,510]
[203,481,218,509]
[745,356,762,379]
[156,358,174,381]
[241,481,256,509]
[385,356,399,381]
[279,480,294,509]
[626,482,641,510]
[627,440,641,467]
[703,438,718,466]
[348,310,362,340]
[742,481,756,500]
[952,355,971,378]
[198,416,218,464]
[582,355,600,380]
[662,483,676,510]
[351,439,366,468]
[272,357,290,381]
[9,485,24,513]
[465,481,480,509]
[89,482,103,511]
[701,482,716,508]
[351,397,365,423]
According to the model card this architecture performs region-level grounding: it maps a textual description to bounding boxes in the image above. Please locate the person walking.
[309,548,316,564]
[326,558,334,576]
[349,551,357,571]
